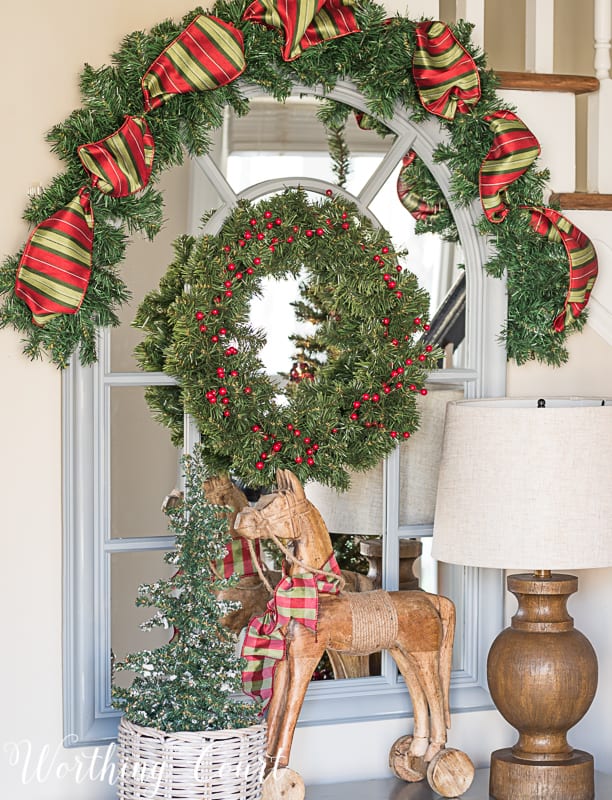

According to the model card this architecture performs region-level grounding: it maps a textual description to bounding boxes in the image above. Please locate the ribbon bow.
[241,553,342,707]
[412,21,481,120]
[213,537,262,580]
[14,188,94,325]
[242,0,360,61]
[397,150,446,221]
[479,110,540,223]
[523,206,598,331]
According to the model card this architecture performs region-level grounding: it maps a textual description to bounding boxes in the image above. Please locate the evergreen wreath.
[136,187,436,490]
[0,0,597,369]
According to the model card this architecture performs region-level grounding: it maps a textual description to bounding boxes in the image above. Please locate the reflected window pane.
[111,550,176,689]
[110,387,181,538]
[110,162,192,372]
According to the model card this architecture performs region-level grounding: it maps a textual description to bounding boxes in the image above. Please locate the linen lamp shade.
[432,397,612,571]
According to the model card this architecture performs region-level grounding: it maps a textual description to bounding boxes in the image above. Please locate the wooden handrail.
[550,192,612,210]
[496,71,600,95]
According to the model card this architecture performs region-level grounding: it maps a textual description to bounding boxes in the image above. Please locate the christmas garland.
[0,0,599,368]
[136,187,436,489]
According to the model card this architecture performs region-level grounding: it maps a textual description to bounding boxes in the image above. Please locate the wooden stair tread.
[550,192,612,210]
[496,71,599,95]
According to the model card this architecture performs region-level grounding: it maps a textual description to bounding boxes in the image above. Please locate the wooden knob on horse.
[262,767,305,800]
[388,735,427,782]
[426,748,475,797]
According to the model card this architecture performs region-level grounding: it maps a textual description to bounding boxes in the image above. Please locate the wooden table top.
[306,769,612,799]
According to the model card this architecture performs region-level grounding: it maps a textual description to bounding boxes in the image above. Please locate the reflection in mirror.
[111,551,175,693]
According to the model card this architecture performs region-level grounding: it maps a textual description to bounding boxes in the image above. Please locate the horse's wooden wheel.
[426,748,475,797]
[262,767,306,800]
[388,735,427,782]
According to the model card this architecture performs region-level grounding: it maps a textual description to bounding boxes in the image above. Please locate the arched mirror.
[64,76,506,744]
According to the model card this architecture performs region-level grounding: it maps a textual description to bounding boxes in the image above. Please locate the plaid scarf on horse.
[241,553,342,708]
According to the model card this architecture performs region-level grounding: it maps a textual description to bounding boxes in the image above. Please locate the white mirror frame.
[63,80,506,745]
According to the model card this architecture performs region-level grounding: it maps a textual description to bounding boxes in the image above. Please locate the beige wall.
[1,2,611,798]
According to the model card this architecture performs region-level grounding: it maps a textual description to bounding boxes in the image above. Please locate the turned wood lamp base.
[487,573,597,800]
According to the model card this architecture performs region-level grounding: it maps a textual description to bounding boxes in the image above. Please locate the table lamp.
[432,397,612,800]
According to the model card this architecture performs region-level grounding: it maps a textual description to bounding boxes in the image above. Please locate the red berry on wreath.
[225,290,233,297]
[223,410,231,417]
[402,432,411,439]
[223,245,231,252]
[405,358,413,365]
[246,267,254,275]
[195,311,204,320]
[218,387,227,396]
[199,324,208,333]
[257,232,265,240]
[371,393,380,402]
[382,317,390,326]
[295,456,303,464]
[294,429,301,436]
[211,335,219,343]
[420,388,428,396]
[425,345,433,352]
[305,230,314,238]
[307,457,315,466]
[414,317,422,326]
[244,386,252,394]
[255,461,265,470]
[383,273,391,281]
[235,272,243,280]
[316,228,324,236]
[382,246,389,254]
[272,441,282,452]
[239,240,246,247]
[227,263,235,271]
[244,231,252,239]
[210,308,219,316]
[418,354,426,362]
[353,401,361,409]
[252,424,260,432]
[253,257,261,265]
[325,189,333,196]
[362,393,370,401]
[286,236,294,243]
[219,327,227,336]
[388,280,396,289]
[341,222,350,230]
[230,370,238,377]
[390,431,398,438]
[249,218,257,226]
[275,218,282,226]
[423,323,431,331]
[221,397,230,405]
[264,210,272,219]
[350,412,359,420]
[265,223,273,231]
[396,291,403,298]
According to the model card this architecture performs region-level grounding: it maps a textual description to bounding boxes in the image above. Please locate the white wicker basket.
[117,717,267,800]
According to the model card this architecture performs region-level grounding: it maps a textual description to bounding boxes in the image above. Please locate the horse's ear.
[284,469,306,499]
[276,469,290,490]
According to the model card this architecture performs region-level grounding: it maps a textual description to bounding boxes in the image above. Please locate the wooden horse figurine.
[234,469,475,799]
[202,474,375,679]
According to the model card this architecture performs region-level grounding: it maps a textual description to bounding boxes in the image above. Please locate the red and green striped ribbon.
[241,553,342,707]
[213,537,262,579]
[77,115,154,198]
[15,188,94,326]
[242,0,359,62]
[412,21,481,120]
[479,111,540,223]
[397,150,446,221]
[524,206,598,331]
[142,15,246,111]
